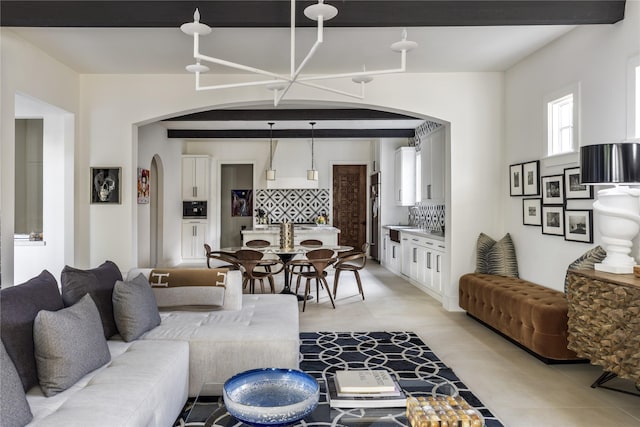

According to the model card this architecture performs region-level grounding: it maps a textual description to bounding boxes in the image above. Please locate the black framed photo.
[522,160,540,196]
[541,174,564,205]
[91,167,121,204]
[522,198,542,226]
[564,209,593,243]
[509,163,523,196]
[564,167,593,199]
[542,205,564,236]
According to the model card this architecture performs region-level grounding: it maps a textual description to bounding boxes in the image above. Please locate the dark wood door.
[333,165,367,249]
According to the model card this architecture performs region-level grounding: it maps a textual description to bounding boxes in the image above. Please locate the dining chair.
[290,239,324,288]
[287,248,336,311]
[245,239,271,248]
[235,249,284,294]
[204,244,240,270]
[333,243,369,300]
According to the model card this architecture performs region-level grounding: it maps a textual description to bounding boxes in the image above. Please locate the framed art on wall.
[564,167,593,199]
[542,205,564,236]
[522,160,540,196]
[510,163,523,196]
[137,167,150,204]
[541,174,564,205]
[231,190,253,217]
[522,198,542,226]
[565,209,593,243]
[91,167,121,204]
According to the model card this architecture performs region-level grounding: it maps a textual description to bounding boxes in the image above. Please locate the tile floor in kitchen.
[264,261,640,427]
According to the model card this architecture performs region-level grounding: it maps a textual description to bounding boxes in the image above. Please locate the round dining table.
[220,245,353,300]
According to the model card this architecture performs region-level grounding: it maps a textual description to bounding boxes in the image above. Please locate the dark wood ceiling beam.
[163,109,420,122]
[0,1,626,27]
[167,128,415,139]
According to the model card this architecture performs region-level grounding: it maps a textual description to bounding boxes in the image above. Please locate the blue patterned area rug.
[175,331,504,426]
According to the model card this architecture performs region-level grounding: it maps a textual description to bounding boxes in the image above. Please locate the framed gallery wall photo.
[522,160,540,196]
[510,163,523,196]
[522,198,542,226]
[541,175,564,205]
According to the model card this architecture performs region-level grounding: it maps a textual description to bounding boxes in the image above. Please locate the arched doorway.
[150,155,163,267]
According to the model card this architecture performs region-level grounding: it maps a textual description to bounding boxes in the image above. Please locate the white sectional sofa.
[1,263,300,427]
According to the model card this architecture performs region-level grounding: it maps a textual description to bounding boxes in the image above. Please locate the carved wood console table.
[566,268,640,395]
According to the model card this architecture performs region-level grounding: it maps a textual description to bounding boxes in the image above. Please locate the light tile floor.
[261,261,640,427]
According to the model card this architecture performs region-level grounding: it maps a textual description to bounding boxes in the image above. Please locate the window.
[14,119,43,237]
[548,94,574,155]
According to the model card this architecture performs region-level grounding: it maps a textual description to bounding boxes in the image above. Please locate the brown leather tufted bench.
[459,273,581,362]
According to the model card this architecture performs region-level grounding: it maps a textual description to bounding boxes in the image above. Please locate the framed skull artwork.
[91,167,121,204]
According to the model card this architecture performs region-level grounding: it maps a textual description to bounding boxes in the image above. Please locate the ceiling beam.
[0,1,626,27]
[167,128,415,139]
[163,109,420,122]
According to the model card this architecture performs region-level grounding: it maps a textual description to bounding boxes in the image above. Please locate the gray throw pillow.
[564,245,607,293]
[0,270,64,391]
[1,340,33,427]
[475,232,519,278]
[112,273,161,342]
[34,294,111,397]
[60,260,123,338]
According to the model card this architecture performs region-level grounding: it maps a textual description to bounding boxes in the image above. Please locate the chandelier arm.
[290,0,295,77]
[195,52,289,82]
[293,16,324,80]
[294,80,365,100]
[297,66,406,83]
[196,79,289,91]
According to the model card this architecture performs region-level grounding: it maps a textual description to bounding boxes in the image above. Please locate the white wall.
[1,29,79,286]
[504,1,640,290]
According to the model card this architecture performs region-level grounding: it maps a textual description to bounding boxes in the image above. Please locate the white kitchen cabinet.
[420,127,445,203]
[401,234,411,276]
[398,231,445,300]
[182,155,209,200]
[181,220,208,260]
[388,241,401,274]
[394,147,416,206]
[381,230,390,266]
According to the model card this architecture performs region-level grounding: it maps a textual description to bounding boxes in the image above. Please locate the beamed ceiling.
[1,1,627,139]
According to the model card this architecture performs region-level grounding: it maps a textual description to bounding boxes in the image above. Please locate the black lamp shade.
[580,142,640,184]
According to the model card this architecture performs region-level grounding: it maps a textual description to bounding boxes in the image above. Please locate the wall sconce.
[580,141,640,274]
[266,122,276,181]
[307,121,318,181]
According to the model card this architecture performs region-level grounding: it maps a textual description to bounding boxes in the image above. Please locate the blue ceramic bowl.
[223,368,320,427]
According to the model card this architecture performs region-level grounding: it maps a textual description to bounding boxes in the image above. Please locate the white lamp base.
[594,262,634,274]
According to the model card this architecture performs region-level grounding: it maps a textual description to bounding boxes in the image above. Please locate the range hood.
[266,140,319,189]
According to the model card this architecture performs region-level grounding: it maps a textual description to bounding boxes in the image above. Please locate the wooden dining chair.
[333,243,369,300]
[245,239,271,248]
[287,248,336,311]
[290,239,324,288]
[204,244,240,270]
[235,249,284,294]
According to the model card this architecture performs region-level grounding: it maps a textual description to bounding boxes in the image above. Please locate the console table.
[566,268,640,395]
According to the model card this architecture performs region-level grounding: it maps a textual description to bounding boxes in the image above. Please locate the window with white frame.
[547,93,574,155]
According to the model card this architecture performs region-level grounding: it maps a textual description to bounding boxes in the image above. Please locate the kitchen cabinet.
[182,155,209,200]
[381,229,390,266]
[181,220,208,260]
[394,147,416,206]
[420,127,445,203]
[388,241,401,274]
[400,231,446,300]
[401,234,412,276]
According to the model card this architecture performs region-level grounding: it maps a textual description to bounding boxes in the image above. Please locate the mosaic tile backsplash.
[255,189,330,224]
[409,203,446,232]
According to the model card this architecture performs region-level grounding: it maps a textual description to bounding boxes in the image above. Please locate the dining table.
[220,245,353,300]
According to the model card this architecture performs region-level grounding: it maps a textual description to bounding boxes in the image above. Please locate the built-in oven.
[183,201,207,218]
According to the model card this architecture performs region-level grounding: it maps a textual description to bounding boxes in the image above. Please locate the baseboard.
[465,313,589,365]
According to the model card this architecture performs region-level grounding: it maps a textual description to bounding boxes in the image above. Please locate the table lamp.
[580,141,640,274]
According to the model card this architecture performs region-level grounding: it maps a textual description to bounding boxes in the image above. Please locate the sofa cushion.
[112,273,161,342]
[147,268,227,310]
[1,340,33,427]
[475,232,519,277]
[60,260,123,338]
[34,294,111,397]
[0,270,64,391]
[564,245,606,293]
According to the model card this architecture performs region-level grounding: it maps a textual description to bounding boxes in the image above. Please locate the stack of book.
[328,370,407,408]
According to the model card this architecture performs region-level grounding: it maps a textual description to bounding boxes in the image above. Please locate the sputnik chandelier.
[180,0,418,107]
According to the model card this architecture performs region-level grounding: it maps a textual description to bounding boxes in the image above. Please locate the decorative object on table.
[316,211,328,225]
[522,198,542,226]
[231,190,253,217]
[580,141,640,274]
[328,373,407,408]
[542,205,564,236]
[137,167,150,204]
[307,122,319,181]
[335,369,396,393]
[280,222,294,250]
[266,122,276,181]
[541,174,564,205]
[91,167,121,204]
[564,209,593,243]
[564,166,593,199]
[222,368,319,426]
[509,163,523,196]
[179,2,417,107]
[634,265,640,278]
[522,160,540,196]
[406,395,483,427]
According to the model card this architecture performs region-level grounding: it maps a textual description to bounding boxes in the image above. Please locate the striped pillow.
[475,233,519,278]
[564,246,606,293]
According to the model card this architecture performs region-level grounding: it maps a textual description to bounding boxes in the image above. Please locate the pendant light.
[307,122,318,181]
[266,122,276,181]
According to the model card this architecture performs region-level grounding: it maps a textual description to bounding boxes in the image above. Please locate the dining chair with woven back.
[235,249,284,294]
[333,242,369,300]
[287,248,336,311]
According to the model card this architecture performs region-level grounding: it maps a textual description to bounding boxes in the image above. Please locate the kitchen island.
[242,225,340,246]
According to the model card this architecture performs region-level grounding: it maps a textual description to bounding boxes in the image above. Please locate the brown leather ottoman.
[459,273,580,362]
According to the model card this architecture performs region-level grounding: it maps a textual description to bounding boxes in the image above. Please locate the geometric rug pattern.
[175,331,504,426]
